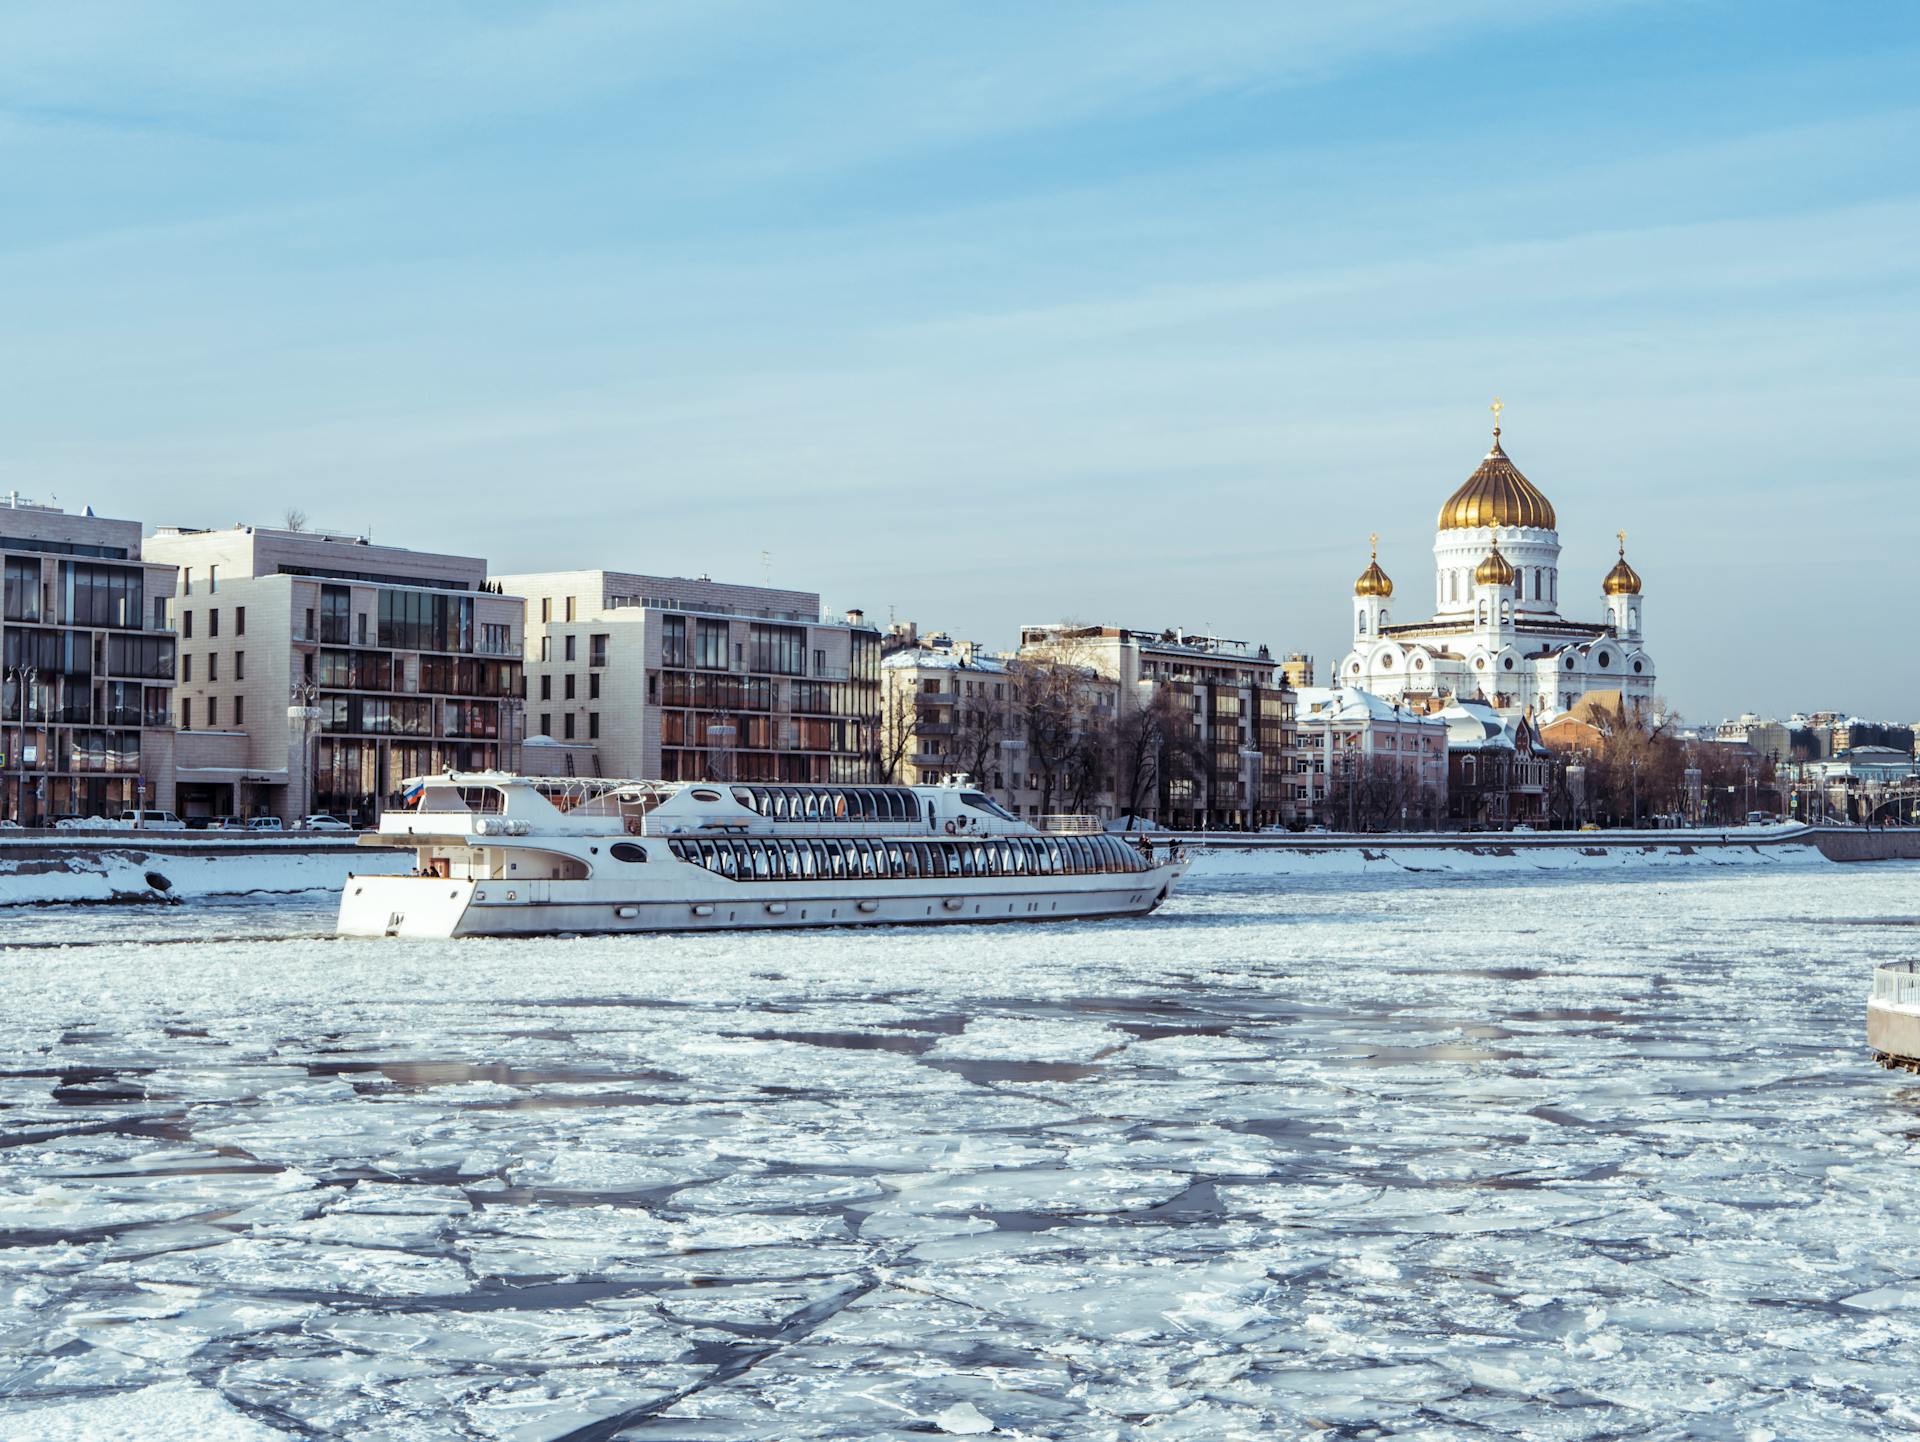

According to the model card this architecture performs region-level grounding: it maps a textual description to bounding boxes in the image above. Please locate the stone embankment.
[1159,824,1920,873]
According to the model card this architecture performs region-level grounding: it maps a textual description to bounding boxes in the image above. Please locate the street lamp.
[289,681,321,824]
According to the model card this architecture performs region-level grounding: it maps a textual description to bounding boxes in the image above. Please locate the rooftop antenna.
[761,549,771,585]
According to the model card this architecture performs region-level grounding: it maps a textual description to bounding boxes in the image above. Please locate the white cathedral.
[1336,404,1656,717]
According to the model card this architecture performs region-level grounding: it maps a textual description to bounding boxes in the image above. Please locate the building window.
[208,654,218,682]
[357,613,367,644]
[234,695,244,725]
[209,608,219,638]
[208,565,217,594]
[208,697,220,726]
[813,648,826,675]
[695,619,728,670]
[589,712,600,740]
[539,637,550,662]
[564,635,576,663]
[236,651,245,680]
[539,712,551,736]
[661,615,688,666]
[589,673,600,700]
[540,598,551,623]
[182,654,192,683]
[181,697,191,728]
[564,674,576,700]
[183,611,193,638]
[539,674,552,700]
[590,634,607,668]
[564,713,576,740]
[153,596,166,630]
[565,597,576,623]
[235,605,245,635]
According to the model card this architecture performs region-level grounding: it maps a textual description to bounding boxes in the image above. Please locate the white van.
[118,810,187,832]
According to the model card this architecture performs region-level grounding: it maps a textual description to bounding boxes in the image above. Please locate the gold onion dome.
[1474,540,1517,588]
[1354,536,1393,597]
[1437,406,1557,531]
[1603,533,1642,595]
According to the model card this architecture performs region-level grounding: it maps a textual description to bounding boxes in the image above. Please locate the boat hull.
[1869,999,1920,1070]
[337,863,1188,938]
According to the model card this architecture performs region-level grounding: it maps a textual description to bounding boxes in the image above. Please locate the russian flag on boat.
[402,781,425,807]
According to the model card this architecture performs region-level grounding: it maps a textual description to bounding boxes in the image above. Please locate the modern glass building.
[494,570,882,785]
[0,496,178,824]
[144,525,524,825]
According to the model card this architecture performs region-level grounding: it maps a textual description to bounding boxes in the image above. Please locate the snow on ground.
[0,846,408,906]
[1,863,1917,1438]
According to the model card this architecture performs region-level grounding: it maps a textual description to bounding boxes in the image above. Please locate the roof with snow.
[881,647,1008,674]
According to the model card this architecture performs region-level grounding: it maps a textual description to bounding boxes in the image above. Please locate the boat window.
[610,842,648,863]
[796,840,815,878]
[886,791,906,822]
[959,791,1016,822]
[994,843,1012,876]
[862,841,881,877]
[751,842,771,878]
[897,844,917,878]
[691,788,723,803]
[732,787,756,812]
[774,839,796,877]
[1075,838,1095,874]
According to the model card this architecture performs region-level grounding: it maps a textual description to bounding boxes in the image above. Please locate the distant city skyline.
[6,2,1916,722]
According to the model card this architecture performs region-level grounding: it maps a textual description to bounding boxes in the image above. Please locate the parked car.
[117,810,186,831]
[1511,823,1535,833]
[245,816,285,831]
[300,815,353,832]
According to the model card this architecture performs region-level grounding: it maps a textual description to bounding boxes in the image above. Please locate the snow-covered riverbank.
[0,846,409,906]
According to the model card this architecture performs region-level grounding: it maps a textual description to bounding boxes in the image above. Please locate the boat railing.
[1034,814,1102,835]
[1871,961,1920,1009]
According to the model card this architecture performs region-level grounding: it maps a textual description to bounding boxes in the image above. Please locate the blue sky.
[4,1,1916,721]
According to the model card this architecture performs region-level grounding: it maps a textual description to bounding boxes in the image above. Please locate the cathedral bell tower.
[1472,539,1517,647]
[1353,535,1393,644]
[1603,531,1643,642]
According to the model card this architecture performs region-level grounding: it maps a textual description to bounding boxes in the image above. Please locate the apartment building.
[494,570,882,783]
[1293,686,1449,830]
[881,635,1104,820]
[144,526,524,824]
[1017,624,1293,829]
[1,495,178,824]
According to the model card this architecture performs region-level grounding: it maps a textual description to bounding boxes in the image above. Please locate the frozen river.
[2,858,1918,1440]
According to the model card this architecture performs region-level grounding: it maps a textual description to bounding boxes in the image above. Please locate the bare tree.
[948,681,1007,790]
[284,508,309,532]
[876,680,918,782]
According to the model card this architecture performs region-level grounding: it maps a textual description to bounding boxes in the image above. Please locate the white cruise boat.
[338,772,1189,938]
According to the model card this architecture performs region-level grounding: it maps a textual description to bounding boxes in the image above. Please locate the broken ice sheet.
[2,863,1916,1438]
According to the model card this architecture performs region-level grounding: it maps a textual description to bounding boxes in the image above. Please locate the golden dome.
[1603,533,1641,595]
[1354,536,1393,597]
[1474,540,1516,588]
[1437,416,1556,531]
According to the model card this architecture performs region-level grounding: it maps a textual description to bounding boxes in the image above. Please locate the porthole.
[690,788,723,802]
[1597,652,1611,669]
[1633,661,1644,674]
[1502,657,1514,670]
[611,842,648,863]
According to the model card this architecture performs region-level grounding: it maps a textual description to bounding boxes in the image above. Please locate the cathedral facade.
[1336,407,1656,717]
